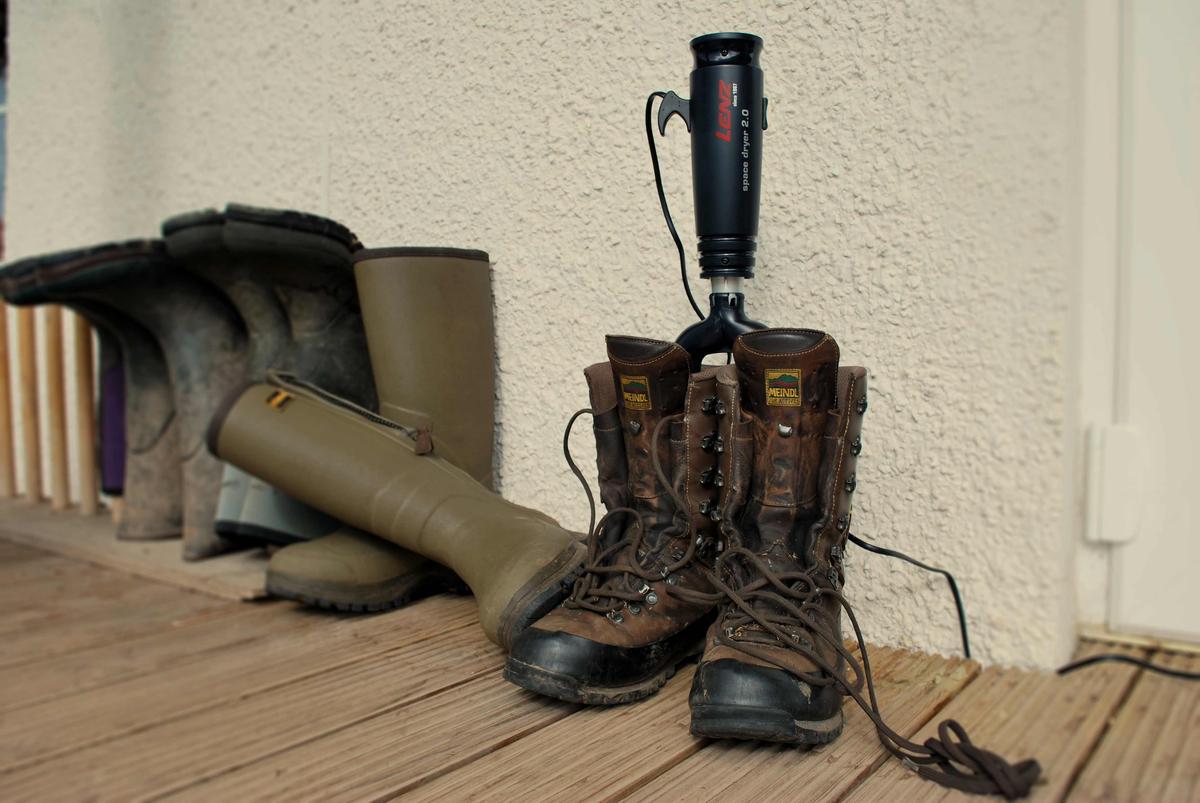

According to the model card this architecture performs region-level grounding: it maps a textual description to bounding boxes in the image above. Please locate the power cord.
[646,91,705,322]
[849,532,1199,680]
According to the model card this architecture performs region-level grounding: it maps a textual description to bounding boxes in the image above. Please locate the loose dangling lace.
[560,411,721,615]
[560,405,1041,797]
[708,544,1041,799]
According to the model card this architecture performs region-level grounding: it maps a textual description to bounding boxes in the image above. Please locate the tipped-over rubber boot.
[35,240,246,558]
[505,337,751,705]
[96,330,126,496]
[0,246,183,539]
[209,374,584,649]
[689,329,859,744]
[266,527,469,612]
[165,205,375,546]
[265,247,495,609]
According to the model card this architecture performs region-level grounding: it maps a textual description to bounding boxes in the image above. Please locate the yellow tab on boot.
[266,390,293,410]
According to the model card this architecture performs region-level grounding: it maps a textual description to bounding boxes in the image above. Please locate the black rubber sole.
[266,570,470,614]
[690,703,844,745]
[504,649,701,706]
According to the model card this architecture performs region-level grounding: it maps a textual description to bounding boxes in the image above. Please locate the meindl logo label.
[765,369,802,407]
[620,375,652,411]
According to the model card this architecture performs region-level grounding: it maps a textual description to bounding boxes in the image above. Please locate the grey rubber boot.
[210,374,584,649]
[264,247,497,610]
[0,246,183,540]
[164,205,375,547]
[34,240,245,559]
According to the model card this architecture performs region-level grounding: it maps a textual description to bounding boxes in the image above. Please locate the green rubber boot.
[263,247,499,611]
[209,374,584,649]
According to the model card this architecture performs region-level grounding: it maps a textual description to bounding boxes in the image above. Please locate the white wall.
[5,0,1082,667]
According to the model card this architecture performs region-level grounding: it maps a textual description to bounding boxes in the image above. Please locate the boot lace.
[710,545,1041,799]
[561,410,721,615]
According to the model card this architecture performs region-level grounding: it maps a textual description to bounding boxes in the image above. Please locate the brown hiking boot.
[688,329,1042,797]
[503,336,752,705]
[688,328,854,742]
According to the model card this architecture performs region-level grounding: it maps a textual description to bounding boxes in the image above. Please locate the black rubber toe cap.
[689,658,842,722]
[509,628,654,689]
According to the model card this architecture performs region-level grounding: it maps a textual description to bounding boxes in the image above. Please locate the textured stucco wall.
[6,0,1080,667]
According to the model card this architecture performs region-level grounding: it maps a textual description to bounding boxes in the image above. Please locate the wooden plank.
[164,673,580,802]
[622,648,978,803]
[0,601,286,713]
[0,580,231,670]
[17,307,40,501]
[0,537,44,562]
[0,617,504,800]
[72,314,99,515]
[1070,650,1200,801]
[44,306,69,510]
[0,593,479,773]
[843,642,1146,802]
[0,303,16,498]
[0,500,268,601]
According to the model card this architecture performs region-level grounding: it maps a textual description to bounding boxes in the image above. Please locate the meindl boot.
[164,205,375,545]
[0,247,183,540]
[208,373,583,649]
[96,327,126,496]
[504,337,751,704]
[264,247,495,610]
[688,329,1041,798]
[35,240,246,558]
[688,328,851,742]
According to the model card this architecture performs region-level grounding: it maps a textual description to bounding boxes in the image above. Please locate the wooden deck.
[0,536,1196,801]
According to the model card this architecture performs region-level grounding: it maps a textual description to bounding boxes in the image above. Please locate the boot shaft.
[731,329,840,559]
[352,247,496,489]
[605,336,691,502]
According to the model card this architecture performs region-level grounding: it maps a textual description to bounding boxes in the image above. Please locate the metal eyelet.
[608,610,624,624]
[667,574,678,585]
[636,581,651,595]
[700,468,724,488]
[645,591,659,606]
[628,604,642,615]
[702,396,725,416]
[845,474,857,493]
[837,514,850,532]
[852,436,862,455]
[628,420,643,435]
[701,432,724,453]
[777,423,794,437]
[856,396,868,415]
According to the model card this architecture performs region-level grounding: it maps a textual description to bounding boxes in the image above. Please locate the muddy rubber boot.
[34,240,246,558]
[0,247,183,540]
[96,330,127,496]
[265,526,469,611]
[164,205,373,546]
[209,374,584,649]
[263,247,495,609]
[688,329,862,745]
[504,337,751,704]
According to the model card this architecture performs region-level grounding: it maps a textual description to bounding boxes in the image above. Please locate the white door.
[1105,0,1200,641]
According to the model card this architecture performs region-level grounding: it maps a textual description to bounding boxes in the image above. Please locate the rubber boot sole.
[503,637,704,706]
[267,568,470,613]
[689,704,844,745]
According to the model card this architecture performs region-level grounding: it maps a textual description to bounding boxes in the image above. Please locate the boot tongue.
[605,336,690,499]
[733,329,839,424]
[734,328,840,524]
